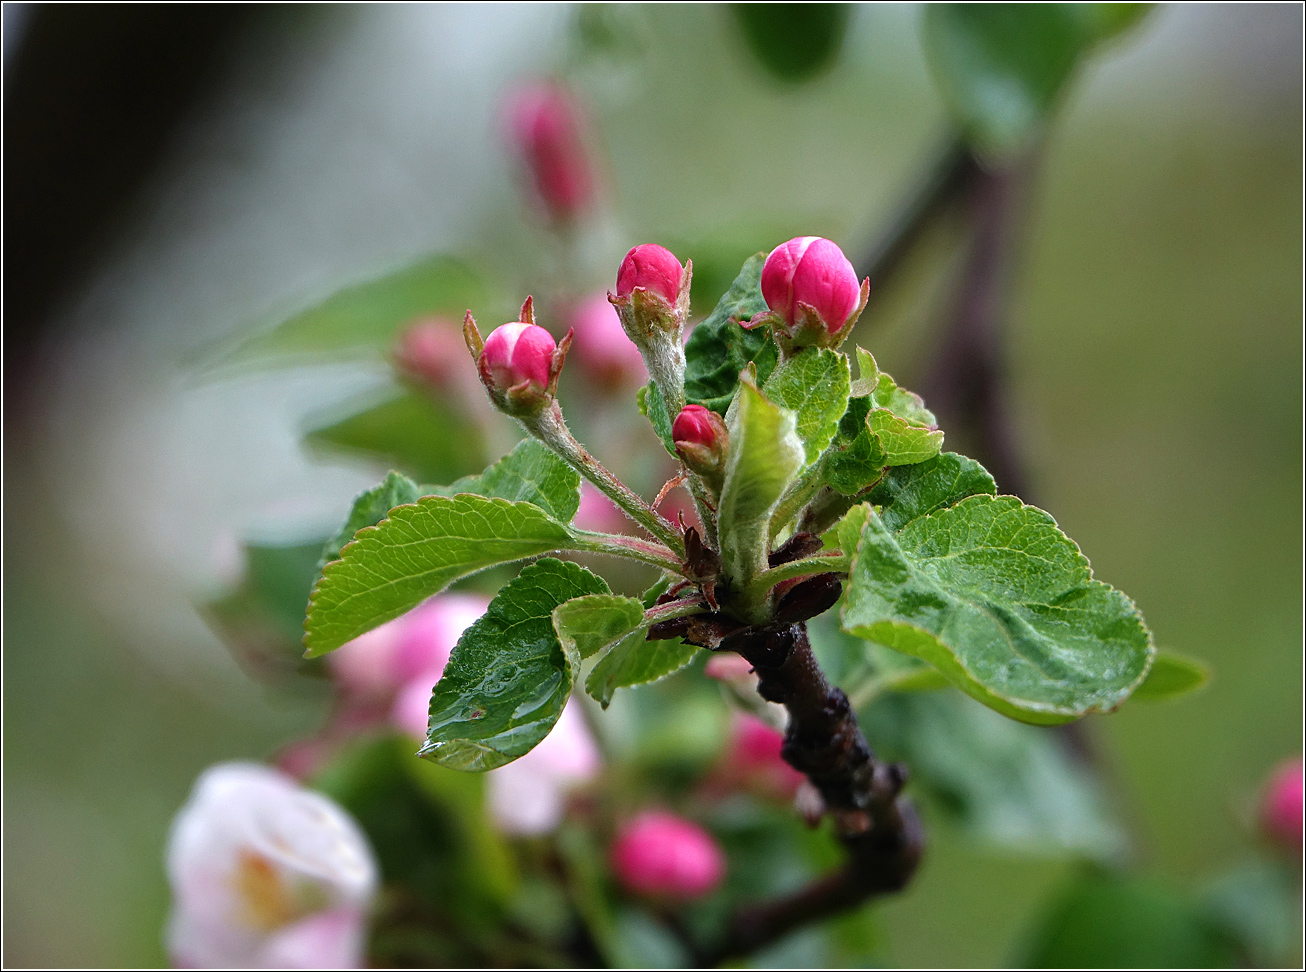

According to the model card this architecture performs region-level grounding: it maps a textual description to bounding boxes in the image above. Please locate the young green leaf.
[866,407,945,466]
[636,383,677,456]
[683,254,778,414]
[234,254,485,361]
[304,494,574,657]
[868,451,996,531]
[319,471,426,572]
[584,633,699,709]
[842,496,1154,724]
[432,438,581,523]
[304,390,489,485]
[419,559,608,771]
[552,594,646,665]
[761,347,852,463]
[718,375,805,598]
[923,4,1093,158]
[1131,650,1210,702]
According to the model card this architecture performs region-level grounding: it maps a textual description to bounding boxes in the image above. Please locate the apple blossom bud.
[617,244,684,305]
[609,245,692,423]
[486,700,602,835]
[476,318,560,415]
[703,653,756,683]
[507,82,596,226]
[165,763,377,969]
[570,292,647,388]
[730,714,806,798]
[753,236,869,356]
[672,404,729,484]
[610,811,725,900]
[1260,757,1303,853]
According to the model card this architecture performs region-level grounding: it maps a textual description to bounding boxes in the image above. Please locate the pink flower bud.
[730,714,806,798]
[610,811,725,900]
[393,318,462,387]
[672,404,729,482]
[703,654,756,683]
[1260,757,1303,853]
[759,237,868,351]
[508,82,596,225]
[616,244,684,305]
[166,763,377,969]
[481,321,555,393]
[570,292,647,388]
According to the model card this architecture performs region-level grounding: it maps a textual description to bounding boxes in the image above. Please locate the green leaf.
[683,254,778,414]
[732,3,851,83]
[824,351,943,492]
[842,496,1153,724]
[431,438,581,524]
[319,471,425,572]
[718,375,805,591]
[636,383,677,456]
[419,559,607,770]
[867,451,997,532]
[762,347,851,464]
[552,593,646,664]
[1074,3,1152,43]
[304,390,489,485]
[1131,650,1210,702]
[304,494,574,657]
[1019,870,1240,968]
[235,254,485,361]
[923,4,1093,158]
[585,632,700,709]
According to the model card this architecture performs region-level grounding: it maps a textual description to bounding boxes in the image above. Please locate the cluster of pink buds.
[609,810,726,901]
[748,236,869,357]
[464,297,571,416]
[507,82,596,227]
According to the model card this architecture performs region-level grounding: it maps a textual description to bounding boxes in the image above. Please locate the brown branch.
[696,620,923,965]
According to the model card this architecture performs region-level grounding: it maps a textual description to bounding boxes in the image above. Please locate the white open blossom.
[166,762,378,969]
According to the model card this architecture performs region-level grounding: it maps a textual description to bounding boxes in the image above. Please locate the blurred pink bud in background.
[703,654,755,683]
[1260,756,1303,852]
[615,243,684,304]
[574,481,629,535]
[329,594,487,707]
[729,713,806,798]
[761,236,863,335]
[393,317,463,387]
[507,81,596,226]
[486,700,602,835]
[569,292,646,388]
[610,810,725,900]
[385,595,490,740]
[165,763,377,969]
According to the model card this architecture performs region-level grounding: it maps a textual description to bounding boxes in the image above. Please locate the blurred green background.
[3,4,1301,967]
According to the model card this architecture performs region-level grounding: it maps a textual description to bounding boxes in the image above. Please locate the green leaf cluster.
[683,254,777,414]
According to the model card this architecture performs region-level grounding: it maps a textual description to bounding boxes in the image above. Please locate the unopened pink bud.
[672,404,728,480]
[731,714,806,798]
[1260,757,1303,853]
[480,321,556,400]
[703,654,755,683]
[616,244,684,305]
[610,811,725,900]
[760,237,866,346]
[508,82,595,225]
[570,292,647,388]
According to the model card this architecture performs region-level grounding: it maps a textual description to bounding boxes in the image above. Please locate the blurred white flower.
[485,699,601,835]
[165,763,378,969]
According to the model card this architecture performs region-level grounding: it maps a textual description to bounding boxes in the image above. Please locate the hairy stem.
[768,459,828,541]
[523,402,686,556]
[699,622,923,964]
[741,554,849,604]
[568,531,687,574]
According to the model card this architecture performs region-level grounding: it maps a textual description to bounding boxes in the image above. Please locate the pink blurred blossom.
[165,763,377,969]
[486,699,602,835]
[729,714,806,798]
[569,292,646,388]
[1260,756,1303,853]
[575,482,629,535]
[507,82,596,225]
[610,811,725,900]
